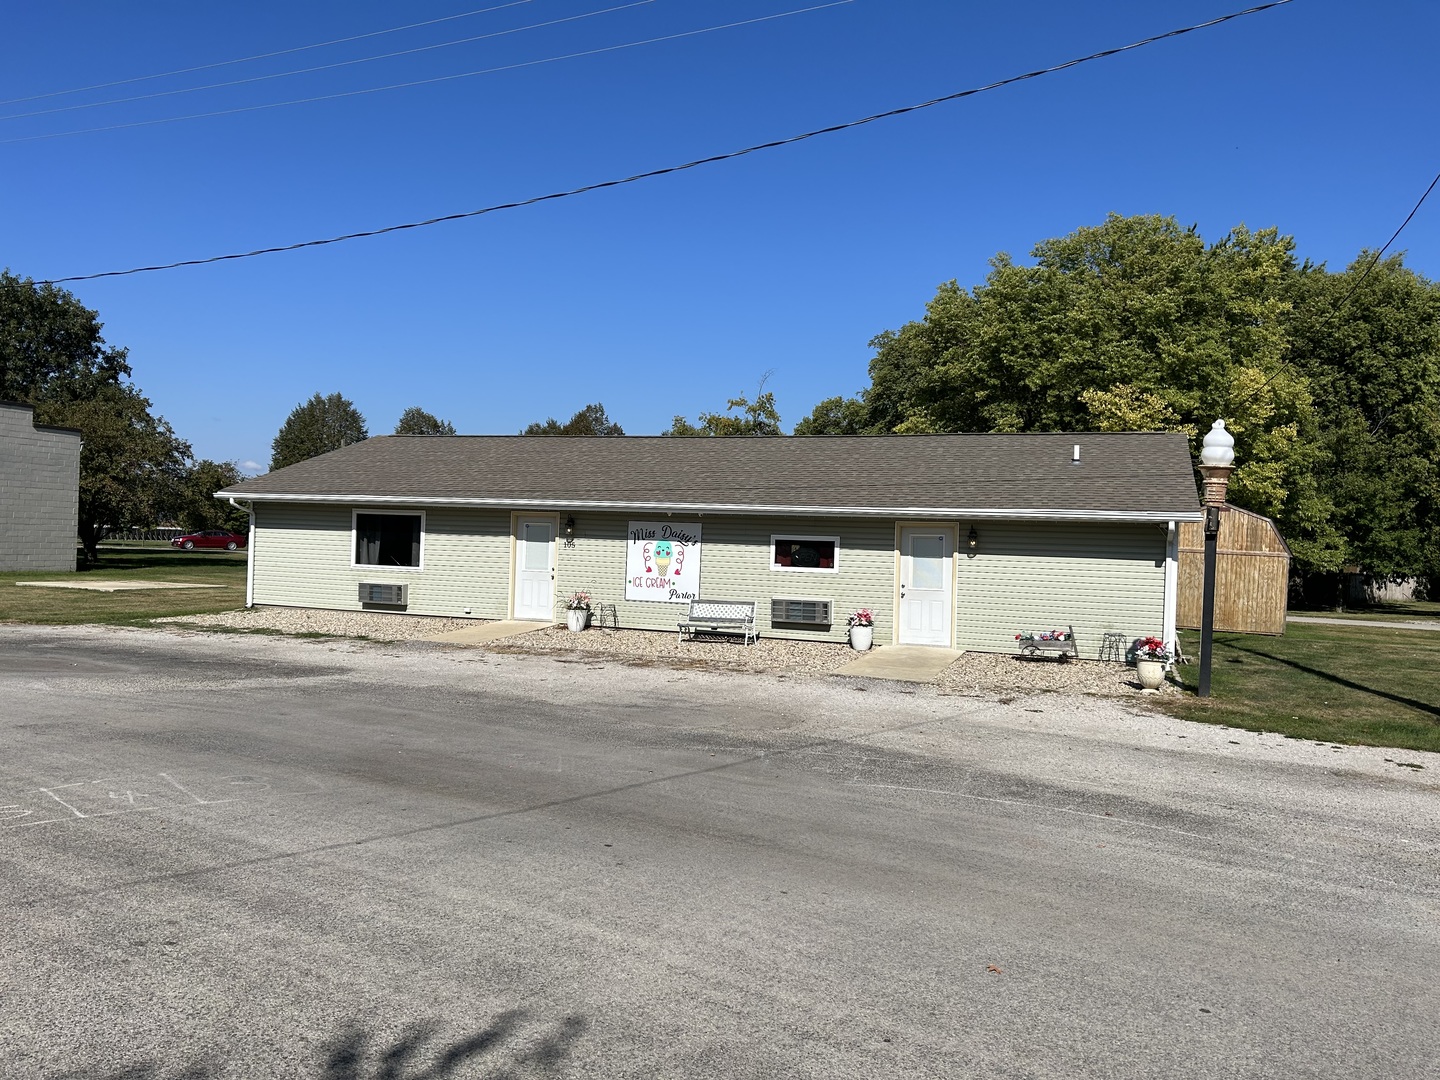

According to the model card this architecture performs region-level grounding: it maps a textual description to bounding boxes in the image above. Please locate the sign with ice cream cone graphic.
[626,520,702,603]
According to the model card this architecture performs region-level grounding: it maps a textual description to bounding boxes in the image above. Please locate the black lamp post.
[1197,419,1235,698]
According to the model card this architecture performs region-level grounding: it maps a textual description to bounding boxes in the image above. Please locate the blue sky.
[4,1,1437,471]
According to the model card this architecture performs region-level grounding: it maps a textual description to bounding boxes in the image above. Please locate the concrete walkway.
[1287,615,1440,632]
[833,644,963,683]
[422,620,551,644]
[15,580,227,592]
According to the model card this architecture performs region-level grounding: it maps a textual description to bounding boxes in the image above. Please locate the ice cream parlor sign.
[625,520,702,602]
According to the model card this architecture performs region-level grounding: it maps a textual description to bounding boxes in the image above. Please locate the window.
[354,512,423,569]
[770,535,839,573]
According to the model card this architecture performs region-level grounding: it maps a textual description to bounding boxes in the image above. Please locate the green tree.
[835,214,1339,570]
[792,395,872,436]
[177,459,249,533]
[270,393,368,471]
[1282,253,1440,586]
[35,385,192,562]
[668,376,782,436]
[522,402,624,436]
[3,271,197,561]
[393,406,457,436]
[0,270,131,404]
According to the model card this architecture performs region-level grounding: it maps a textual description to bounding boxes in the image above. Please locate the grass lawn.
[1163,623,1440,755]
[0,548,246,626]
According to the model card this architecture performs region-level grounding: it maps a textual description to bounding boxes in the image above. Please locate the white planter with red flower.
[1133,636,1170,690]
[1135,659,1165,689]
[847,609,875,651]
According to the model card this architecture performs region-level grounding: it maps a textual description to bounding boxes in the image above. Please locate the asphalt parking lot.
[3,625,1438,1079]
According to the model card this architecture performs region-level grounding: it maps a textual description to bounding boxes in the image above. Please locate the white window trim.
[769,533,840,574]
[351,509,426,572]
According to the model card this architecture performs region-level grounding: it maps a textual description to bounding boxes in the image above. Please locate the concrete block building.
[0,401,81,572]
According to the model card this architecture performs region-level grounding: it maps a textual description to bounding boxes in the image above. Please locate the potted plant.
[565,591,592,632]
[847,608,875,652]
[1133,636,1170,690]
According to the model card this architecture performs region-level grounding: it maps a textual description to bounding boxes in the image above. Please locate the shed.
[1176,504,1290,635]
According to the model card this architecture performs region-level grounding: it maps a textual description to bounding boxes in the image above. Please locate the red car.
[171,530,247,551]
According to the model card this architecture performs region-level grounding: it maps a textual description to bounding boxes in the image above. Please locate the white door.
[899,528,952,646]
[514,519,555,621]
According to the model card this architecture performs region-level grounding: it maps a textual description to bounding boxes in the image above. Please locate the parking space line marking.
[38,787,89,818]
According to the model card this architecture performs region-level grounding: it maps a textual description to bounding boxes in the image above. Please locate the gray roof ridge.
[376,430,1191,440]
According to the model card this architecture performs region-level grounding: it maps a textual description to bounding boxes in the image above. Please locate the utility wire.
[1226,166,1440,411]
[0,0,657,123]
[15,0,1296,287]
[1,1,846,144]
[0,0,540,107]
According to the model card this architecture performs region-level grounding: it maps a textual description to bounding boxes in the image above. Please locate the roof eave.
[215,490,1203,523]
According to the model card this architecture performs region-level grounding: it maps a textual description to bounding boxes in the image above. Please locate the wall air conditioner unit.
[770,597,832,626]
[359,582,407,606]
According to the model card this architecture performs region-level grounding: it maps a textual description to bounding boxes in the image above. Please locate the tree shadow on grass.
[1222,640,1440,720]
[57,1009,589,1080]
[81,550,241,574]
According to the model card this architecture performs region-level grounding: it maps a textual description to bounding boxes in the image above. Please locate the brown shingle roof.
[220,433,1203,520]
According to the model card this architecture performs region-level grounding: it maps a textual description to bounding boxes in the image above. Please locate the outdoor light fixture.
[1199,419,1235,467]
[1197,420,1236,698]
[564,515,575,539]
[967,526,979,557]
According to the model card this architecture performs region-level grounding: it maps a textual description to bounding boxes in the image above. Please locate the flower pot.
[566,608,589,632]
[1135,658,1165,690]
[849,625,873,652]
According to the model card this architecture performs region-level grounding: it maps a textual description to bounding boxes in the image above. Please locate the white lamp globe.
[1200,419,1235,467]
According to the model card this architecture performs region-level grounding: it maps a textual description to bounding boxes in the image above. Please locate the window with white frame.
[770,534,839,573]
[353,511,424,569]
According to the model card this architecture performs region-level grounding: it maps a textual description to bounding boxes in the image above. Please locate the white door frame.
[894,523,956,647]
[511,513,560,621]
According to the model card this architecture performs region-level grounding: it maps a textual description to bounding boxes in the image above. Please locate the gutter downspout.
[228,498,255,608]
[1162,520,1178,666]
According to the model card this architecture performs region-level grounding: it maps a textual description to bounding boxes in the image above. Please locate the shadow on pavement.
[54,1009,589,1080]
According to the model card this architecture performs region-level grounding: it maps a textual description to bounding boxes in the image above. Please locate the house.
[217,432,1203,658]
[0,401,81,573]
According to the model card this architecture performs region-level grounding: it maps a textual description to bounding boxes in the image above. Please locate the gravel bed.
[155,607,483,641]
[497,627,1172,695]
[491,626,855,677]
[933,650,1179,697]
[157,606,1176,695]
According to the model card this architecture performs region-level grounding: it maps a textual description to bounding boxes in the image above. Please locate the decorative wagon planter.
[1014,626,1077,661]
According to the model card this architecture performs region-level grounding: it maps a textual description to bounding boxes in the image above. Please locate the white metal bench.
[678,599,757,645]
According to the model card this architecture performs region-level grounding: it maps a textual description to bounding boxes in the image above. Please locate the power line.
[1309,169,1440,313]
[1226,166,1440,411]
[0,0,540,108]
[15,0,1297,287]
[0,0,657,124]
[1,1,847,144]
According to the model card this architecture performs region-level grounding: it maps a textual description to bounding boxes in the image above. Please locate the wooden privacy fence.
[1177,505,1290,636]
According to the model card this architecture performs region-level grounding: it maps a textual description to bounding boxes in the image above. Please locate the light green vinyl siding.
[252,504,512,618]
[955,521,1166,658]
[251,506,1168,654]
[556,514,895,642]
